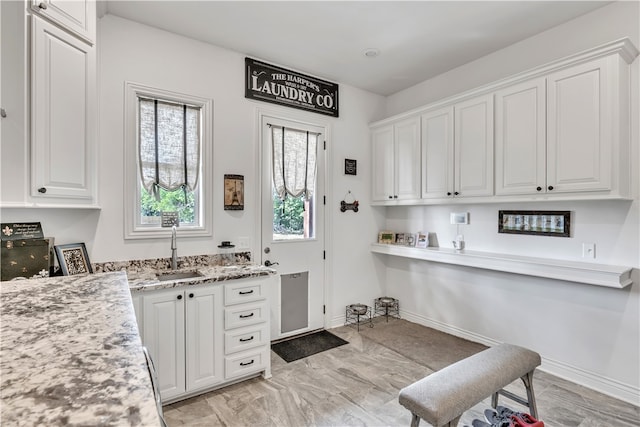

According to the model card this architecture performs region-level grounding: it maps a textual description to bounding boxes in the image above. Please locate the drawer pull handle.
[240,359,255,367]
[239,336,254,342]
[239,290,254,295]
[239,313,254,319]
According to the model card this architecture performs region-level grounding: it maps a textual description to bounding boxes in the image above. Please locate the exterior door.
[260,113,326,341]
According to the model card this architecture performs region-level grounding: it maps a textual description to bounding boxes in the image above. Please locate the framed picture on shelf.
[416,232,428,248]
[54,243,92,276]
[378,231,395,244]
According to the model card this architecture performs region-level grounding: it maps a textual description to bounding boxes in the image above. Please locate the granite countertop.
[0,271,161,426]
[128,264,276,292]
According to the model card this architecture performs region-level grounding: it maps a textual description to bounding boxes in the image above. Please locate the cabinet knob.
[38,2,47,10]
[548,186,554,191]
[37,187,47,193]
[393,195,398,199]
[454,191,459,196]
[536,186,542,191]
[177,294,182,300]
[188,293,194,298]
[447,192,452,196]
[388,195,393,199]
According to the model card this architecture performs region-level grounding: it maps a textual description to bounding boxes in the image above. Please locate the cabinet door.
[31,0,96,44]
[143,289,186,401]
[31,16,96,201]
[454,94,494,197]
[394,117,421,200]
[547,57,612,193]
[185,286,223,392]
[371,125,394,201]
[130,292,143,339]
[421,107,454,199]
[495,78,546,195]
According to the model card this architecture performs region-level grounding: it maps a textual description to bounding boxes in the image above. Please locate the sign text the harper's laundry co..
[245,58,339,117]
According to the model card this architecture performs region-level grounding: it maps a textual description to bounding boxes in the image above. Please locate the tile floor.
[164,318,639,426]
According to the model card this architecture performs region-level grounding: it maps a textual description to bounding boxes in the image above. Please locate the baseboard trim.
[400,309,640,407]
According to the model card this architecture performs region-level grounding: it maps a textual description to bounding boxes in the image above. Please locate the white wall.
[381,1,640,404]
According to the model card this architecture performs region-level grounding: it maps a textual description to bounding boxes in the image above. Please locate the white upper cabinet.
[495,78,546,196]
[30,0,96,45]
[30,16,96,203]
[371,116,421,202]
[546,57,614,194]
[496,54,632,198]
[421,94,494,200]
[454,94,494,198]
[421,107,453,199]
[374,38,637,205]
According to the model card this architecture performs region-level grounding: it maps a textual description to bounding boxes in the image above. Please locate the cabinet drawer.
[224,302,267,330]
[224,349,268,379]
[224,324,268,355]
[224,278,267,306]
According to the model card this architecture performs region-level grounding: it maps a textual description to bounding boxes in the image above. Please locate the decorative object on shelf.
[340,190,359,212]
[54,243,92,276]
[394,233,416,246]
[344,158,357,175]
[450,212,469,251]
[218,241,235,265]
[345,304,373,331]
[374,297,400,322]
[498,210,570,237]
[378,231,395,244]
[416,232,428,248]
[1,222,44,240]
[224,174,244,210]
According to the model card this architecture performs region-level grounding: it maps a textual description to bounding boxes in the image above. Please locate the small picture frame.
[344,159,357,175]
[54,243,93,276]
[416,232,428,248]
[378,231,395,244]
[224,174,245,210]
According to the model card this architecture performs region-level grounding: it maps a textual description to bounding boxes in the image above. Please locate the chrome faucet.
[171,225,178,270]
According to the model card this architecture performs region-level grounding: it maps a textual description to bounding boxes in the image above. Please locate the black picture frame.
[54,243,93,275]
[498,210,570,237]
[344,159,357,175]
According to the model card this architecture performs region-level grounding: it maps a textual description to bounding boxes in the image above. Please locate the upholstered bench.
[398,343,541,427]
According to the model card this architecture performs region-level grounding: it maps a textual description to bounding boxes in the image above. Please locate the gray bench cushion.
[398,343,541,426]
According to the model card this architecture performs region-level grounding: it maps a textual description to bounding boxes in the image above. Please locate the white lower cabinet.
[132,275,271,403]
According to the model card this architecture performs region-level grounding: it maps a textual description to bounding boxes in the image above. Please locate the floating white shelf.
[370,243,634,289]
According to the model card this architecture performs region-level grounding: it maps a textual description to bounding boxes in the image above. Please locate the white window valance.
[271,125,319,201]
[139,98,200,198]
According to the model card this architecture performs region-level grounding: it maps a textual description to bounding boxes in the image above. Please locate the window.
[124,83,213,239]
[269,124,319,241]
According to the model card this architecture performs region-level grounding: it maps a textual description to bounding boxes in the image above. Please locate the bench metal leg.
[521,370,538,419]
[410,413,420,427]
[491,391,499,409]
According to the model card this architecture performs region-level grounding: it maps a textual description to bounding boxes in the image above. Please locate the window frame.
[124,82,213,239]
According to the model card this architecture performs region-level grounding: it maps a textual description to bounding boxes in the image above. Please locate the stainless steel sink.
[156,270,204,282]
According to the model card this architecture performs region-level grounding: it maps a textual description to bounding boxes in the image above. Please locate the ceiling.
[102,1,610,96]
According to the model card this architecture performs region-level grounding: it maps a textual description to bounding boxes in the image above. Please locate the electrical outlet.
[582,243,596,259]
[238,237,250,249]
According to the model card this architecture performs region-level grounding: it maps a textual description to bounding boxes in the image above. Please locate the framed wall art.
[498,210,570,237]
[54,243,93,275]
[224,174,244,210]
[378,231,395,244]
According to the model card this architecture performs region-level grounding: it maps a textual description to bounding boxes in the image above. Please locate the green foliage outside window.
[140,186,195,224]
[273,190,304,235]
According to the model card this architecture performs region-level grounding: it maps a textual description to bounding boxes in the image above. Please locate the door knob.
[264,260,279,267]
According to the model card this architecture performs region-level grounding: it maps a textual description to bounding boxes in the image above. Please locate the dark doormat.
[271,330,348,363]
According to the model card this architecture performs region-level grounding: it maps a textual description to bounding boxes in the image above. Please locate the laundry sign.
[245,58,339,117]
